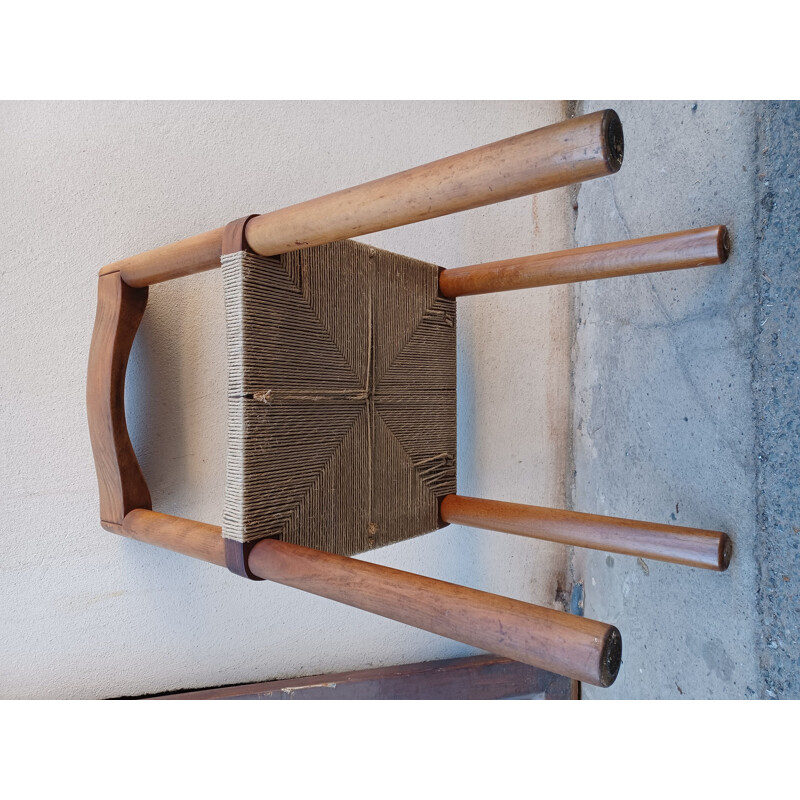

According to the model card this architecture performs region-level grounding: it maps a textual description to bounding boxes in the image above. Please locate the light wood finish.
[151,654,573,700]
[243,110,623,260]
[100,110,623,288]
[120,510,621,686]
[86,273,151,528]
[121,510,227,567]
[99,226,226,286]
[439,225,730,297]
[440,495,732,571]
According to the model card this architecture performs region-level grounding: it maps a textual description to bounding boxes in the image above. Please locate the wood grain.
[122,510,227,567]
[247,535,622,686]
[99,226,226,287]
[120,510,621,686]
[439,225,730,297]
[440,494,732,571]
[149,654,573,700]
[86,274,151,527]
[244,110,623,259]
[99,110,623,287]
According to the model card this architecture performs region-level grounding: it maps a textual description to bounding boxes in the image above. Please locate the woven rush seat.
[222,239,457,555]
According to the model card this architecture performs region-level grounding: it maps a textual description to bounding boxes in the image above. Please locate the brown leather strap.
[222,214,259,256]
[223,214,266,580]
[224,538,264,581]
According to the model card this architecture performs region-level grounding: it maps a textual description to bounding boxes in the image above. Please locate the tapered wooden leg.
[101,109,624,287]
[121,510,622,687]
[438,225,730,298]
[439,495,731,571]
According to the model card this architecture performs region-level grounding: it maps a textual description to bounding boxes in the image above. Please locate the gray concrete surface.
[572,101,798,699]
[753,102,800,699]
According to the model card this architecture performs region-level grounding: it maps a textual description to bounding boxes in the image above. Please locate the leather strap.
[222,214,260,256]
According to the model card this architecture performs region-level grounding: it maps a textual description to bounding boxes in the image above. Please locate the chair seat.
[222,239,457,555]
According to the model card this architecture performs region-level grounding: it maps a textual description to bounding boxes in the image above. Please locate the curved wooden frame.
[86,109,732,689]
[87,273,151,530]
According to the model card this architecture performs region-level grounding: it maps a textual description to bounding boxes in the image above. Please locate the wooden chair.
[87,110,731,689]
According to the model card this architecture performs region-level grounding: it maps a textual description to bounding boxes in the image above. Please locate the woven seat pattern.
[222,239,457,556]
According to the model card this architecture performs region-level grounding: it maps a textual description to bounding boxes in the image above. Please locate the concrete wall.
[1,101,574,698]
[571,101,762,698]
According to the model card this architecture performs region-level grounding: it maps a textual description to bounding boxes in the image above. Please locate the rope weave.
[222,240,457,555]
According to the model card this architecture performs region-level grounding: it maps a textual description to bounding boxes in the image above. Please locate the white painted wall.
[1,101,573,698]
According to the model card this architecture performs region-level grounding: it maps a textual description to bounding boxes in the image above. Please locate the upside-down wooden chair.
[88,110,731,690]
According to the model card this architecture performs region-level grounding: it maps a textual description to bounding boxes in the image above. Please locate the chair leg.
[439,495,731,571]
[100,110,624,288]
[122,510,622,687]
[438,225,729,298]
